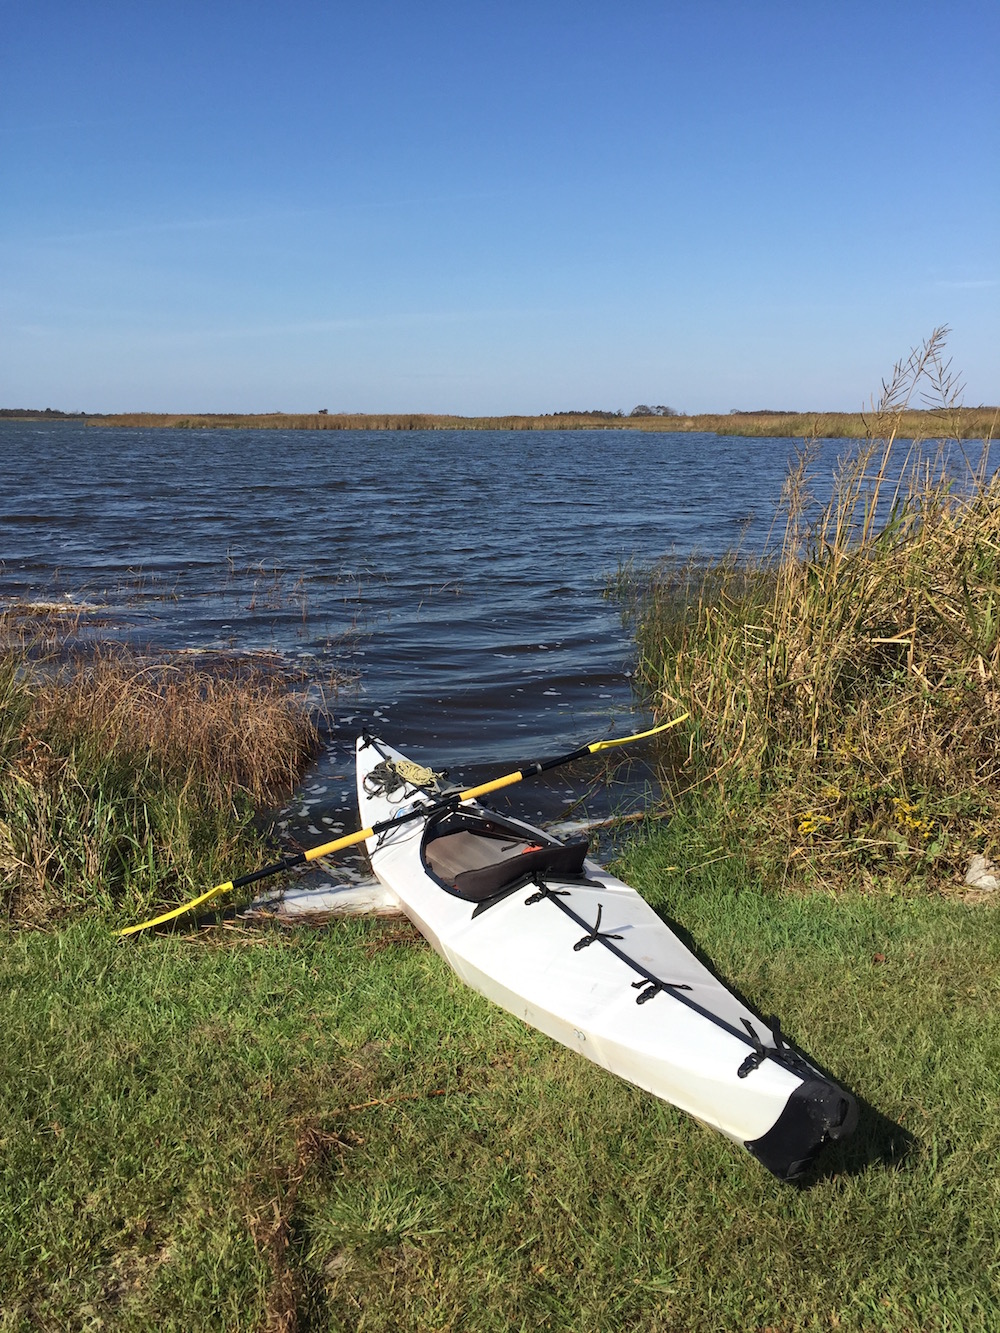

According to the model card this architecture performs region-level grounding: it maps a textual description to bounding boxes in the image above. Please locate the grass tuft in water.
[0,637,323,924]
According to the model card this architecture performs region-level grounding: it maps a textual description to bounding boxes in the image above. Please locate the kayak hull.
[356,735,857,1180]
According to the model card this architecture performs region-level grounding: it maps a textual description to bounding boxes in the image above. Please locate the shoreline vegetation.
[0,624,324,926]
[617,329,998,899]
[4,403,999,439]
[4,332,1000,1327]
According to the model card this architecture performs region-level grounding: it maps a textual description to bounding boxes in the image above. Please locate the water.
[3,419,978,892]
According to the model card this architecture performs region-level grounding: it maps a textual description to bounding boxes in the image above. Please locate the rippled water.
[3,419,961,879]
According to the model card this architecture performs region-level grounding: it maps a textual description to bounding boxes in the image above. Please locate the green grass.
[4,824,999,1330]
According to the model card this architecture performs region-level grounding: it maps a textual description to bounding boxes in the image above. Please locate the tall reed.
[630,330,999,891]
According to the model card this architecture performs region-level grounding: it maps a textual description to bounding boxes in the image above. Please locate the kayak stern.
[745,1078,859,1181]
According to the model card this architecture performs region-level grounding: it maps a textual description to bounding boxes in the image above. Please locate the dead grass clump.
[634,329,1000,892]
[29,645,319,806]
[0,644,324,923]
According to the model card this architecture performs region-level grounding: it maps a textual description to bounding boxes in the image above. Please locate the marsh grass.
[29,644,319,804]
[0,638,322,924]
[625,330,999,893]
[93,407,1000,438]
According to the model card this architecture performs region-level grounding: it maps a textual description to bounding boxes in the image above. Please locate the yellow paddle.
[117,712,688,937]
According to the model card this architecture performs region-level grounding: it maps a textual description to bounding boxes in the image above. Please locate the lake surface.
[3,420,978,883]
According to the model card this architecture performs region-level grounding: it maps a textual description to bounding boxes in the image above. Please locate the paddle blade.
[117,880,234,937]
[587,712,689,754]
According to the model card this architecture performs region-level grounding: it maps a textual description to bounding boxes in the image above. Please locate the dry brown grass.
[28,645,319,806]
[0,640,326,923]
[630,330,1000,892]
[91,406,1000,438]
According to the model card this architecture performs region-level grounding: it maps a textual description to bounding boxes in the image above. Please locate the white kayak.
[356,733,857,1181]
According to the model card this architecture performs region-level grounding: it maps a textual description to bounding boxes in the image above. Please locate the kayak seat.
[428,832,590,902]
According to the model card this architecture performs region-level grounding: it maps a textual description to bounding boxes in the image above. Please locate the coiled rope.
[363,758,443,797]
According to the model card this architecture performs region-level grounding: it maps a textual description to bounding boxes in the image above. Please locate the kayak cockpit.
[421,809,589,902]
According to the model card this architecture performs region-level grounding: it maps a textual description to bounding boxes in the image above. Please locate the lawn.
[4,827,998,1331]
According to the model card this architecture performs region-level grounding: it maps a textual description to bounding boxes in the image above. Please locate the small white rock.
[964,855,1000,891]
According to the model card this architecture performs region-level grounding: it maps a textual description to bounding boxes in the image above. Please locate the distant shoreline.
[3,406,997,439]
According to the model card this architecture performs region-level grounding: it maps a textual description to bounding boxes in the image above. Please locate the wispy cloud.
[152,308,554,341]
[2,211,310,248]
[933,278,999,290]
[2,185,511,251]
[7,308,554,344]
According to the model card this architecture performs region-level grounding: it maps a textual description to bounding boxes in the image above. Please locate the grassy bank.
[623,331,999,896]
[3,834,999,1330]
[0,635,320,926]
[88,405,999,439]
[3,643,998,1330]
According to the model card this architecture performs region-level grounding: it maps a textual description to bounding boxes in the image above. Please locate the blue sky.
[2,0,997,414]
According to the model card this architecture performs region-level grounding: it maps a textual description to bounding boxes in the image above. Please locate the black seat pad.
[450,837,589,902]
